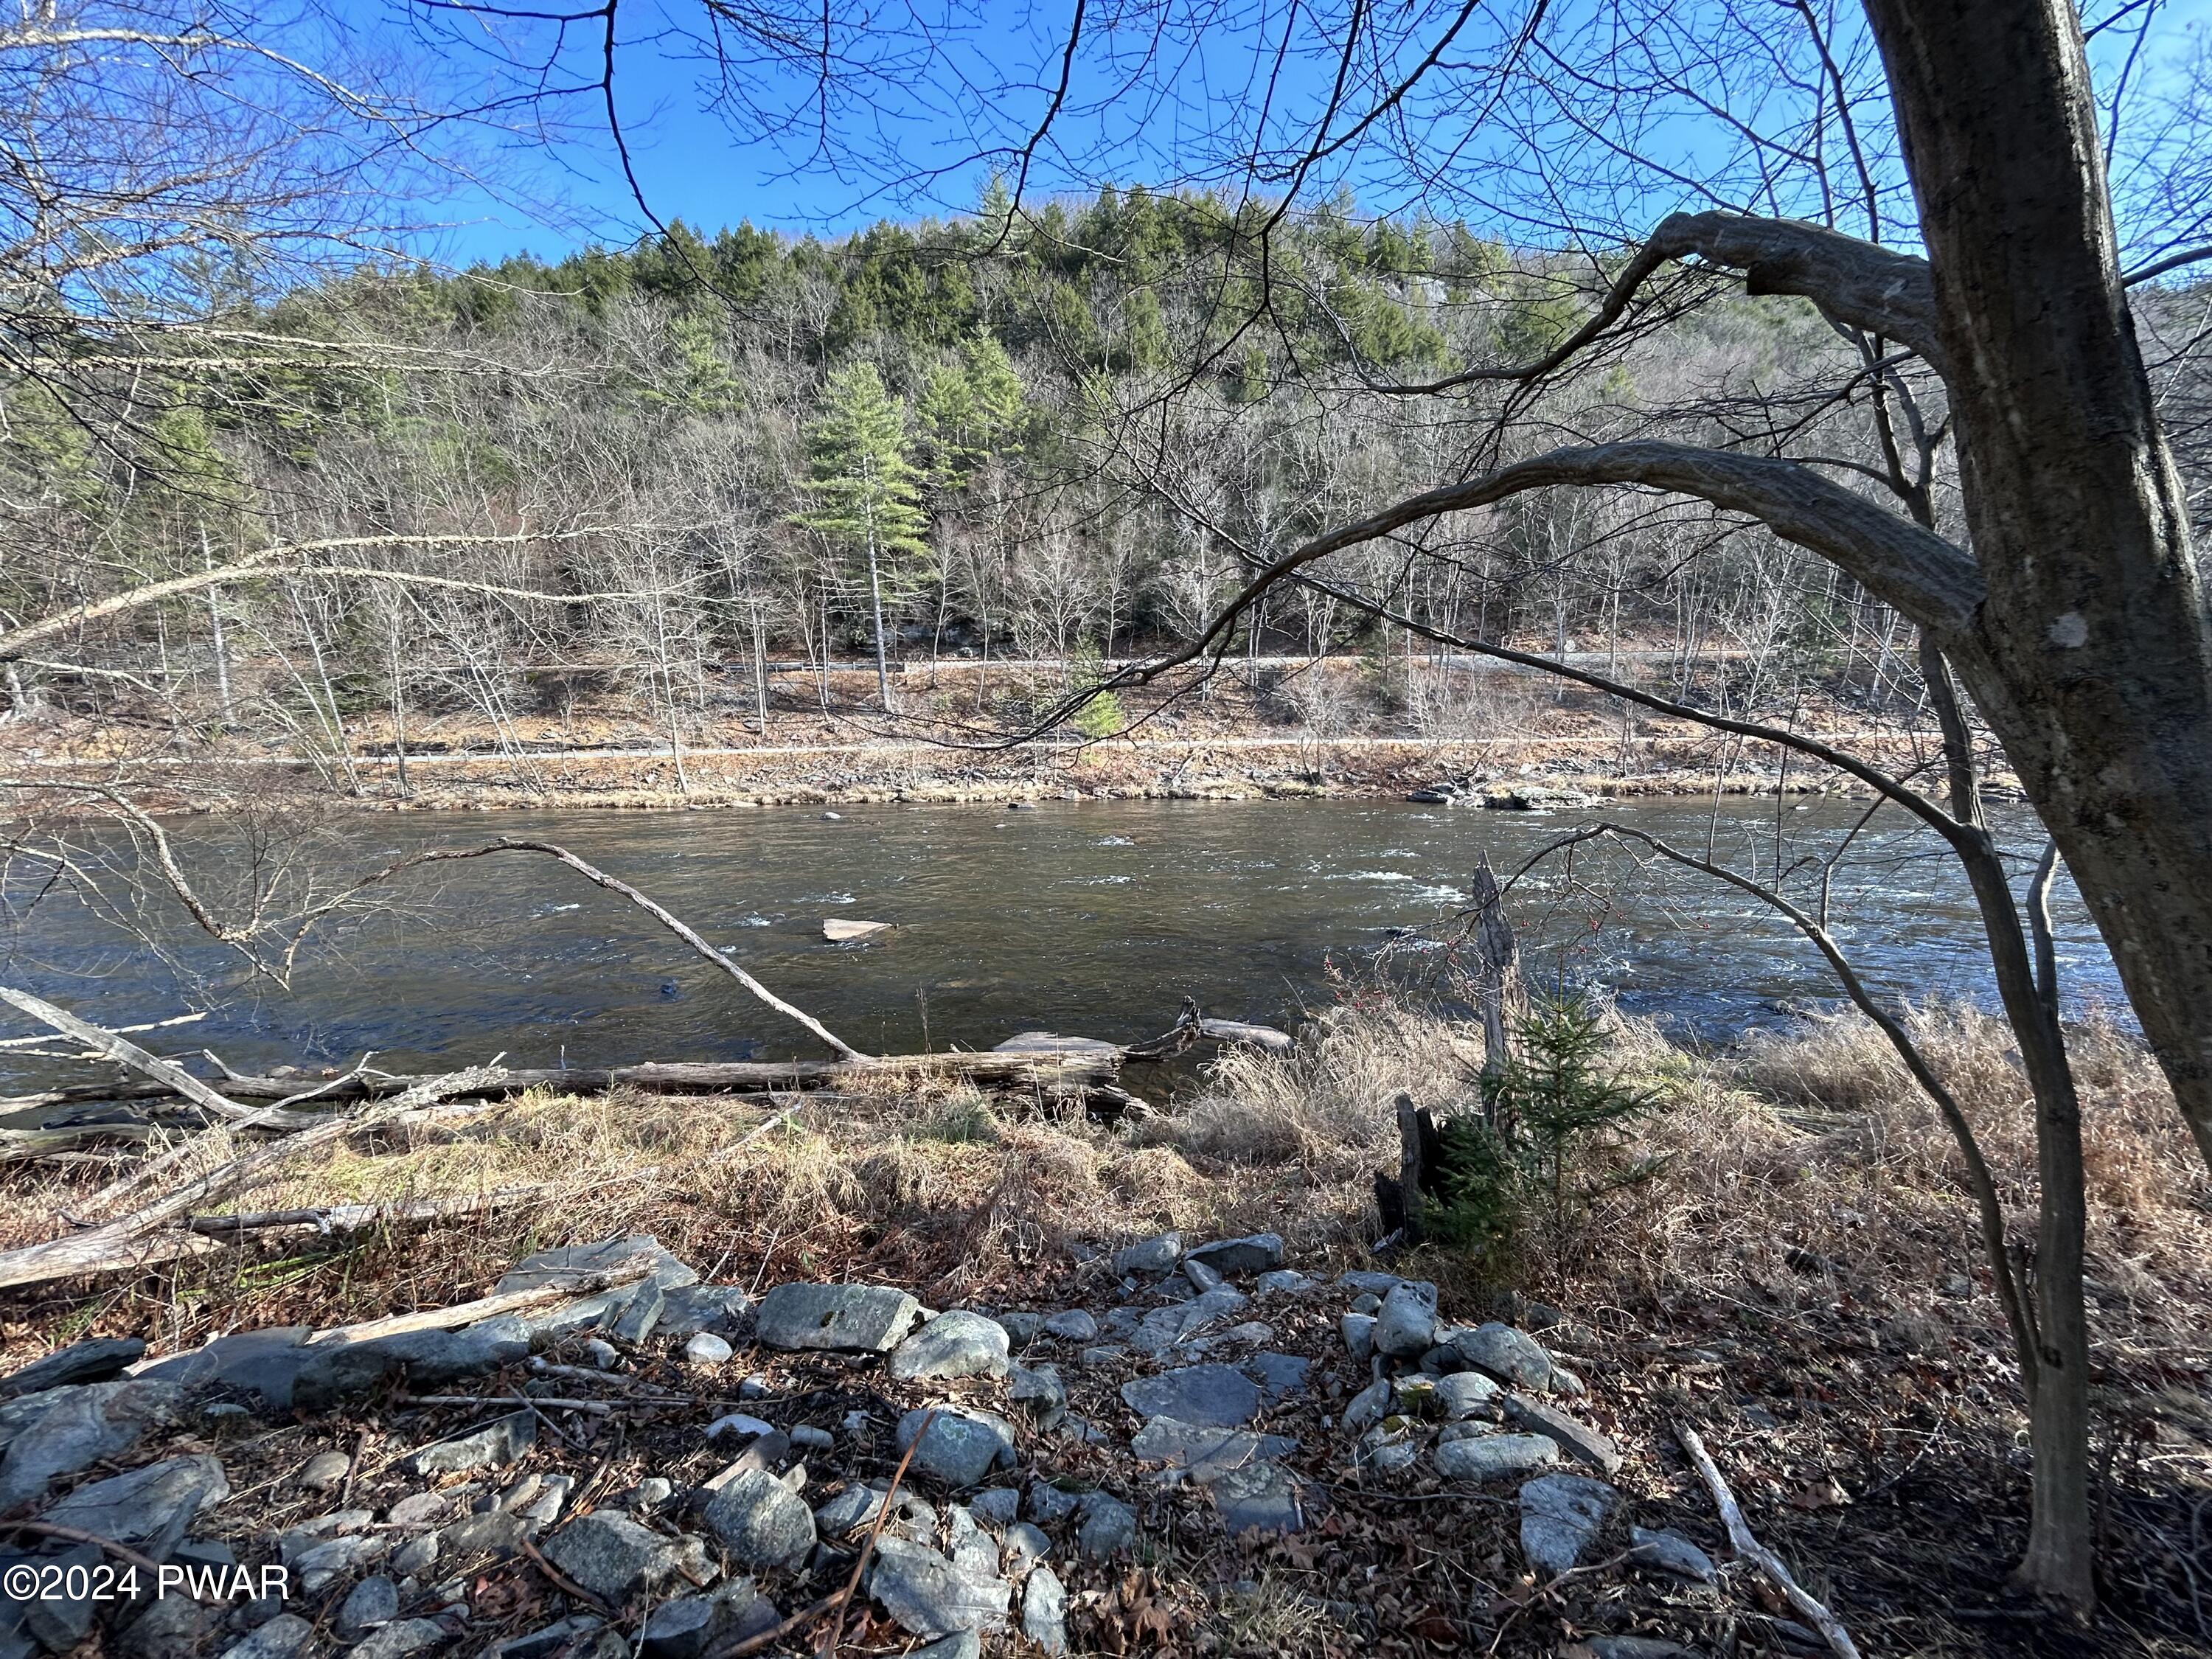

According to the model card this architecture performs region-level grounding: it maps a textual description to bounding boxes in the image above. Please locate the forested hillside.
[3,181,2061,759]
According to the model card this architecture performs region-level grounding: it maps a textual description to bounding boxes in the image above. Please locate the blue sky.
[358,0,2211,269]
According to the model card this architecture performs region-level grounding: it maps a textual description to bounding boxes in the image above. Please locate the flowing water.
[0,796,2118,1098]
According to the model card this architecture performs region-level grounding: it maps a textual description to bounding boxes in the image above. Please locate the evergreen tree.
[919,335,1026,492]
[793,362,931,709]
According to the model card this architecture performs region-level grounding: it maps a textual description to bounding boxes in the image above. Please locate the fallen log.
[1121,997,1295,1060]
[0,1065,504,1292]
[184,1183,551,1240]
[161,1048,1127,1105]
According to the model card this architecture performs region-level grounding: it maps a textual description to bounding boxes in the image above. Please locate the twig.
[1675,1423,1863,1659]
[336,1423,372,1508]
[521,1534,611,1615]
[405,1395,619,1414]
[708,1408,938,1659]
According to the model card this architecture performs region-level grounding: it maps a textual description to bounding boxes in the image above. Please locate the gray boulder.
[1113,1232,1182,1276]
[970,1486,1020,1528]
[609,1278,667,1344]
[291,1326,528,1412]
[0,1337,144,1398]
[1076,1492,1137,1557]
[1336,1270,1399,1296]
[814,1482,936,1541]
[41,1453,228,1564]
[436,1512,528,1560]
[896,1408,1017,1489]
[1453,1324,1555,1390]
[19,1540,100,1652]
[656,1284,754,1339]
[1002,1521,1051,1567]
[219,1613,316,1659]
[1374,1284,1438,1359]
[1253,1270,1312,1296]
[1435,1371,1503,1418]
[1504,1393,1624,1474]
[495,1234,698,1295]
[639,1581,775,1659]
[702,1468,815,1568]
[1209,1463,1305,1535]
[1245,1351,1309,1397]
[1340,1314,1377,1363]
[292,1533,392,1594]
[1433,1433,1562,1484]
[133,1327,313,1405]
[1629,1526,1717,1583]
[401,1411,535,1478]
[683,1332,734,1366]
[1040,1310,1097,1343]
[1130,1419,1295,1481]
[1519,1473,1618,1576]
[889,1311,1010,1381]
[296,1450,352,1492]
[1340,1378,1393,1434]
[1006,1363,1068,1429]
[347,1617,451,1658]
[0,1377,184,1509]
[997,1312,1045,1347]
[1183,1234,1285,1279]
[754,1283,919,1352]
[1021,1565,1068,1655]
[542,1512,712,1605]
[1025,1483,1081,1526]
[336,1575,400,1639]
[1119,1364,1261,1428]
[866,1536,1010,1638]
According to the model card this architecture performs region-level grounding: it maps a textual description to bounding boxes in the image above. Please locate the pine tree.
[793,362,931,709]
[919,335,1026,493]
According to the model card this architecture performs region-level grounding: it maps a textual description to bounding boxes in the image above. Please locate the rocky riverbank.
[0,1229,1752,1659]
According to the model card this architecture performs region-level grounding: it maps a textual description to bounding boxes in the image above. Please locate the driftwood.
[184,1183,550,1240]
[0,1065,504,1292]
[1675,1423,1863,1659]
[1121,998,1294,1060]
[0,988,261,1123]
[305,1256,657,1348]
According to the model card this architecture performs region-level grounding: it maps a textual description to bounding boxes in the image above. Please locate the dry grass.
[0,994,2206,1650]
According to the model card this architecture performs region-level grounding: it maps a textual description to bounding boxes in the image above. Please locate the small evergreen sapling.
[1428,993,1668,1281]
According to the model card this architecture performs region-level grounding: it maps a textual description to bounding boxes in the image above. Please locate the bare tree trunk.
[866,528,894,712]
[1865,0,2212,1190]
[201,526,234,727]
[386,635,410,799]
[750,602,770,735]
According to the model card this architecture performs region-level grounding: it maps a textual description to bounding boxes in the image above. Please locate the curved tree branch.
[1519,823,2037,1394]
[0,527,682,663]
[1377,211,1947,394]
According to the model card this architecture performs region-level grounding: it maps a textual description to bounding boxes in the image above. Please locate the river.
[0,796,2118,1096]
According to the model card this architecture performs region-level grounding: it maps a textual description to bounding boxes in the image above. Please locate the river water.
[0,797,2119,1095]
